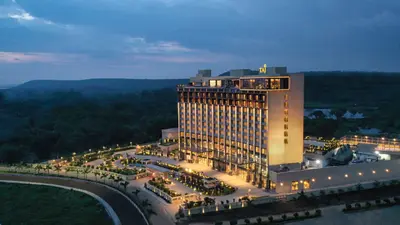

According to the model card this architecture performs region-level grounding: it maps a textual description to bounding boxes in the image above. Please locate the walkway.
[0,174,148,225]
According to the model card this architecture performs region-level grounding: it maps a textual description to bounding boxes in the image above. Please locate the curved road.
[0,174,148,225]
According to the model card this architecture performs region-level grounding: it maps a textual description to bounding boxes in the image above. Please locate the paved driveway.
[0,174,148,225]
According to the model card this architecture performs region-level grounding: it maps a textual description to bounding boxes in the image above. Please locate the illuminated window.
[291,181,299,191]
[303,180,310,189]
[216,80,222,87]
[284,109,289,115]
[284,102,289,108]
[284,94,289,101]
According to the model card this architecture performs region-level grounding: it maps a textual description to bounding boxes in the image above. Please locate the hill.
[6,78,188,98]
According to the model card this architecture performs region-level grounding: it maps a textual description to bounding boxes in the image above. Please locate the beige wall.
[267,74,304,165]
[272,159,400,193]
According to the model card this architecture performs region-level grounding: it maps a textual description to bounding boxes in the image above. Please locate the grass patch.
[0,183,113,225]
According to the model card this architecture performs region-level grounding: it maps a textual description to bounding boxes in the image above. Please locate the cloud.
[0,0,75,32]
[0,52,86,64]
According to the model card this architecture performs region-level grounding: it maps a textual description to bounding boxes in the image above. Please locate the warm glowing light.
[375,151,380,154]
[280,182,284,186]
[354,135,358,138]
[311,178,315,182]
[358,172,363,176]
[372,170,376,174]
[382,137,385,140]
[345,174,348,178]
[365,136,368,138]
[386,169,390,172]
[300,180,303,183]
[316,160,321,164]
[328,176,331,180]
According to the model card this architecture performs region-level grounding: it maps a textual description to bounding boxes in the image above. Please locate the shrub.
[355,203,361,208]
[375,199,381,204]
[256,217,262,224]
[268,216,274,222]
[229,220,237,225]
[393,197,399,203]
[281,214,287,220]
[244,219,251,224]
[304,211,310,216]
[345,204,352,210]
[315,209,322,216]
[383,199,391,204]
[293,212,299,218]
[365,202,371,208]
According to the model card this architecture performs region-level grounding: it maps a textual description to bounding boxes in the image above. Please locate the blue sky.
[0,0,399,84]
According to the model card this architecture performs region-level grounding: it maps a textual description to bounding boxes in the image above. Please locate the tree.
[93,170,101,181]
[82,167,91,179]
[100,172,109,183]
[34,164,43,174]
[45,164,52,174]
[132,188,141,197]
[120,181,130,192]
[53,164,62,176]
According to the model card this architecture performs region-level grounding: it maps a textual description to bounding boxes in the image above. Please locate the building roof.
[161,128,179,132]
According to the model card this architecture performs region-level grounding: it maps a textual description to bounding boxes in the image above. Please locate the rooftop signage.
[259,64,267,74]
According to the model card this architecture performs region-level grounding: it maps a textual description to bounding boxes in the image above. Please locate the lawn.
[0,183,113,225]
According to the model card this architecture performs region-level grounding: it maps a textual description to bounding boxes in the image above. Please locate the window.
[284,94,289,101]
[303,180,310,189]
[284,102,289,108]
[284,117,289,123]
[284,139,288,144]
[284,124,289,129]
[291,181,299,191]
[284,131,288,137]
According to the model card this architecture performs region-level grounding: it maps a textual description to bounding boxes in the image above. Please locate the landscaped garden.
[0,183,112,225]
[146,177,182,202]
[155,161,236,196]
[342,197,400,213]
[187,180,400,224]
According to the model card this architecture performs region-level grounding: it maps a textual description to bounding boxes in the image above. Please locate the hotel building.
[177,66,304,188]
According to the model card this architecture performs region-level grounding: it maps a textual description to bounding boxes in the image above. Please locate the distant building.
[177,66,304,188]
[161,128,179,141]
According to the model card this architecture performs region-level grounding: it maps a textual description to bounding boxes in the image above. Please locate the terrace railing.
[341,135,400,151]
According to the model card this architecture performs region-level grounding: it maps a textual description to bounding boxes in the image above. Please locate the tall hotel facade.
[177,66,304,188]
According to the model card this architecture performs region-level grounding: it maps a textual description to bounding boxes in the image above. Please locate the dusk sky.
[0,0,399,85]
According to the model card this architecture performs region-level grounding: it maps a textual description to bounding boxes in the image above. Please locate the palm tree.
[53,164,62,176]
[120,181,130,192]
[132,188,141,197]
[100,172,109,183]
[114,176,123,188]
[82,167,91,179]
[93,170,101,181]
[34,164,43,174]
[45,164,52,174]
[65,167,73,176]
